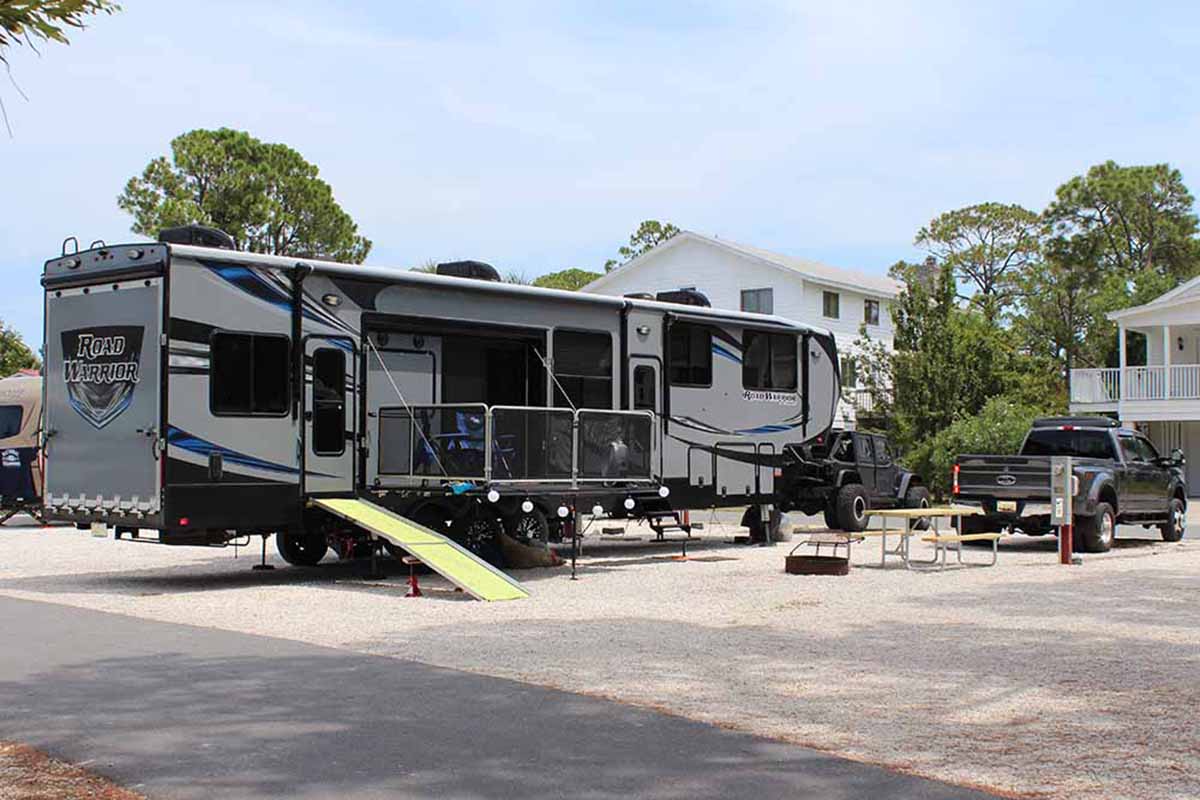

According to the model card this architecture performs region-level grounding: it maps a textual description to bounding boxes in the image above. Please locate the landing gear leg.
[252,534,275,571]
[356,538,387,580]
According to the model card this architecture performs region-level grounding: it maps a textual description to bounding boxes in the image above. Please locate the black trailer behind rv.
[40,234,841,566]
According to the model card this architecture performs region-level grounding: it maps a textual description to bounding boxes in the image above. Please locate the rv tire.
[276,531,328,567]
[835,484,869,532]
[505,507,549,546]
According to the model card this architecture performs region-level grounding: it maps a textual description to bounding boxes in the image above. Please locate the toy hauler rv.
[40,228,841,567]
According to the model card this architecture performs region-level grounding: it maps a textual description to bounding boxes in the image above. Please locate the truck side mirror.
[1171,447,1186,465]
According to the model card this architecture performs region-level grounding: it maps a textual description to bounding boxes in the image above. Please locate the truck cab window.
[553,330,612,409]
[742,331,797,391]
[1022,429,1116,459]
[211,332,290,416]
[668,323,712,386]
[311,348,346,455]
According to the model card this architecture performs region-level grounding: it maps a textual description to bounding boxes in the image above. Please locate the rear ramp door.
[313,498,529,602]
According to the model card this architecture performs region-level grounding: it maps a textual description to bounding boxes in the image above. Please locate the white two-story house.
[1070,277,1200,494]
[581,231,900,427]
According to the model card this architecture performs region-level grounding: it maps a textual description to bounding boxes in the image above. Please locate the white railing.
[1170,364,1200,399]
[1070,364,1200,403]
[1070,368,1120,403]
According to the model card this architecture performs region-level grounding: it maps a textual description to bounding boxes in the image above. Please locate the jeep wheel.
[822,504,840,531]
[1075,502,1115,553]
[904,485,932,531]
[1160,497,1186,542]
[836,484,869,532]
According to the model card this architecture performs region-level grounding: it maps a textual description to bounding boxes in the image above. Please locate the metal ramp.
[312,498,530,602]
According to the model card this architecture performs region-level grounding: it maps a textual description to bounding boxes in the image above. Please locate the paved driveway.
[0,596,994,799]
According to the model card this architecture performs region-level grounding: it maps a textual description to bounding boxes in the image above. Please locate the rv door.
[43,278,164,520]
[304,337,357,495]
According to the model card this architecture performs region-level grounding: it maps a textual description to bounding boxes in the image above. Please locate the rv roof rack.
[158,224,237,250]
[1031,415,1120,429]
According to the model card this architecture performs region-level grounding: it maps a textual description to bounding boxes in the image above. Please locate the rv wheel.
[451,514,505,566]
[276,532,329,567]
[505,507,549,546]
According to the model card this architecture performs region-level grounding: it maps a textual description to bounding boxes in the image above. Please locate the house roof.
[1109,274,1200,323]
[582,230,901,297]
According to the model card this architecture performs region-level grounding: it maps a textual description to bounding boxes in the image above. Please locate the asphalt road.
[0,596,995,799]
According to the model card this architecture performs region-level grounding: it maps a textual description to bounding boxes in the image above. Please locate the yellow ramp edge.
[313,498,530,602]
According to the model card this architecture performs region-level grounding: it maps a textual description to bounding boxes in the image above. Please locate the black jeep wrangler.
[778,430,930,531]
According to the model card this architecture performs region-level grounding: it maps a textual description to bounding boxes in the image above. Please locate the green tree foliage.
[1038,161,1200,367]
[533,268,601,291]
[915,202,1041,321]
[904,396,1045,498]
[604,220,679,272]
[0,1,118,133]
[0,322,39,377]
[119,128,371,263]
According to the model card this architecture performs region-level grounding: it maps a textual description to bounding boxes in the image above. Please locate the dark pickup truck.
[954,416,1187,552]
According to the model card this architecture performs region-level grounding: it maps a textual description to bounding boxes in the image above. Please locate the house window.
[210,332,290,416]
[840,356,858,388]
[823,291,840,319]
[864,299,880,326]
[742,331,797,391]
[668,323,712,386]
[633,365,656,411]
[740,288,774,315]
[553,330,612,408]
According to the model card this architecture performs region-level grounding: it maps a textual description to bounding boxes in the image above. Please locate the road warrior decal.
[742,389,799,405]
[61,326,144,429]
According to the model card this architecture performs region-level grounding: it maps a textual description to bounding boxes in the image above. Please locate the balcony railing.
[1071,365,1200,403]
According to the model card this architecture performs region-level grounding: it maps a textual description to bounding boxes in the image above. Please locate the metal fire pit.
[785,553,850,576]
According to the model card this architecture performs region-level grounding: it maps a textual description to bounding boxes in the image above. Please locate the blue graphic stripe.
[712,343,742,364]
[734,423,802,434]
[167,426,300,476]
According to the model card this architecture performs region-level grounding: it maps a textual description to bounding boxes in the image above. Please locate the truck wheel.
[276,531,328,566]
[905,486,932,530]
[451,513,505,566]
[1075,502,1115,553]
[1160,497,1186,542]
[822,504,840,531]
[836,484,869,532]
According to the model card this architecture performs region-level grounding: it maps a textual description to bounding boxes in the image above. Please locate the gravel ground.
[1,512,1197,800]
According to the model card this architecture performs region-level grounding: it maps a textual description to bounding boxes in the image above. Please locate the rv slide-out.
[312,498,530,601]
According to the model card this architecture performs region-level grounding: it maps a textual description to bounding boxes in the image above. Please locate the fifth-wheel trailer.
[40,228,841,566]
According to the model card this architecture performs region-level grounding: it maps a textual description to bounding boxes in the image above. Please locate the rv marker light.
[592,505,604,516]
[557,505,570,518]
[658,486,670,498]
[521,499,534,513]
[487,489,500,503]
[624,497,636,510]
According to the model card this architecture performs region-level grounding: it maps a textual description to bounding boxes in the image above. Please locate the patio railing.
[1070,364,1200,403]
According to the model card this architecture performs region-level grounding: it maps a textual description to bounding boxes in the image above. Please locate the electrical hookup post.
[1050,456,1081,566]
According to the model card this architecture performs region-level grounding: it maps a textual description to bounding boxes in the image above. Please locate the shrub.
[902,395,1046,498]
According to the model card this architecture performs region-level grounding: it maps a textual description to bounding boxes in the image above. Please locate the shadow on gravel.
[0,613,996,800]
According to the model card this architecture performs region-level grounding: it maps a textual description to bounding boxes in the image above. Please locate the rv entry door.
[43,278,164,519]
[304,336,357,495]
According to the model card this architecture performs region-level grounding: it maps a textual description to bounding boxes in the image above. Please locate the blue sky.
[3,0,1200,347]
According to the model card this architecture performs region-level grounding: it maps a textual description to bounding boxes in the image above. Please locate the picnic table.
[863,505,1000,570]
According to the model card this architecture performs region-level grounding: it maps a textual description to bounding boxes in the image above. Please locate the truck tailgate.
[956,455,1051,499]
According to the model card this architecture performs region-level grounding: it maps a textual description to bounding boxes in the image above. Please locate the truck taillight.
[952,464,960,494]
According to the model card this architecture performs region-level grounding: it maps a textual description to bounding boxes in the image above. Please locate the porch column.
[1118,324,1126,400]
[1163,325,1172,399]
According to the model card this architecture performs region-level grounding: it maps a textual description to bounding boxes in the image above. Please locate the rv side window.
[211,332,290,416]
[742,331,797,391]
[633,366,656,411]
[553,330,613,409]
[668,323,712,387]
[0,406,21,439]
